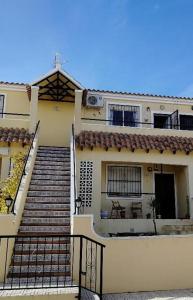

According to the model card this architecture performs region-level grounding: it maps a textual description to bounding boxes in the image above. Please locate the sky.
[1,0,193,97]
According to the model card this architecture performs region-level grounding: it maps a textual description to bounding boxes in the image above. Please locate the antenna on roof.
[54,53,62,69]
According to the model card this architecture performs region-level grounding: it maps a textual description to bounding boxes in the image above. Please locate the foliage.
[0,152,26,214]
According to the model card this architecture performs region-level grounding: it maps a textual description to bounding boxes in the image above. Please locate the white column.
[74,90,83,135]
[187,164,193,218]
[29,86,39,133]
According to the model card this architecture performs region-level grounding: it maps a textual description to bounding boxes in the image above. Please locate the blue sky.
[1,0,193,97]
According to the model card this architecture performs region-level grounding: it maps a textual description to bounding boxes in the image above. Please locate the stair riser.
[10,265,70,274]
[14,244,70,251]
[35,161,70,167]
[6,276,71,285]
[32,170,70,176]
[34,165,70,171]
[31,175,70,181]
[29,186,70,192]
[27,191,70,197]
[30,180,70,185]
[12,254,70,262]
[23,211,70,217]
[19,226,70,233]
[22,218,70,225]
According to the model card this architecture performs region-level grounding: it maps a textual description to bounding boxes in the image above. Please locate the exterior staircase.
[7,146,72,286]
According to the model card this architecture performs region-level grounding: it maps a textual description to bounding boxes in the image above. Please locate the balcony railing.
[0,234,105,299]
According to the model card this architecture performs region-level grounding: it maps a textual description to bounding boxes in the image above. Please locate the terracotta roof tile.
[0,128,33,145]
[76,131,193,154]
[87,89,193,101]
[0,81,27,86]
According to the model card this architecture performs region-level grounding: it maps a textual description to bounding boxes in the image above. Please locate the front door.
[154,173,176,219]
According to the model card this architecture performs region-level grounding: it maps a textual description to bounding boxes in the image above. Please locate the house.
[1,57,193,298]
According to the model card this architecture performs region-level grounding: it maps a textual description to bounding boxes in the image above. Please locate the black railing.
[72,124,78,214]
[0,234,105,299]
[81,116,193,131]
[11,121,40,214]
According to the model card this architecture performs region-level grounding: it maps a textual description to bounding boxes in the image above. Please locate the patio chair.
[110,201,126,219]
[131,202,143,218]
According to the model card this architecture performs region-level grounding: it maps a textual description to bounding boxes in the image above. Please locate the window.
[0,95,4,118]
[180,115,193,131]
[154,114,170,129]
[109,104,140,127]
[107,165,142,197]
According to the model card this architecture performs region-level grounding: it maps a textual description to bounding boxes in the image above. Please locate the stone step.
[19,225,70,232]
[16,237,71,243]
[24,203,70,210]
[32,169,70,176]
[31,174,70,181]
[6,276,72,285]
[25,197,70,204]
[36,156,70,165]
[29,185,70,192]
[33,165,70,171]
[38,146,70,151]
[36,154,70,160]
[21,217,70,225]
[14,243,70,251]
[30,180,70,186]
[12,253,70,263]
[35,161,69,166]
[27,191,70,197]
[23,210,70,217]
[9,265,70,274]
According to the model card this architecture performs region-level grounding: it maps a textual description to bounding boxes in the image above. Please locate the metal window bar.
[107,166,142,197]
[0,235,105,300]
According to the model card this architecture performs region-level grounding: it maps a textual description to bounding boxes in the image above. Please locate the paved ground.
[103,289,193,299]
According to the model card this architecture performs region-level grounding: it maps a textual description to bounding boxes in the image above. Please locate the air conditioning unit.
[86,94,104,108]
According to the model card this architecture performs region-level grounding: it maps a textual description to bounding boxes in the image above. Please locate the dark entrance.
[154,173,176,219]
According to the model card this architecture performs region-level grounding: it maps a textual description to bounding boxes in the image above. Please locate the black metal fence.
[0,234,105,299]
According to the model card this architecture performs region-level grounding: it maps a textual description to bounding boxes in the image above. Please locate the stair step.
[36,154,70,160]
[9,265,70,274]
[35,161,69,166]
[22,217,70,224]
[27,191,70,197]
[31,174,70,181]
[19,225,70,231]
[25,197,70,204]
[5,276,72,285]
[32,170,70,176]
[24,203,70,210]
[12,253,70,263]
[38,146,69,150]
[23,210,70,217]
[14,243,70,251]
[16,237,71,243]
[30,180,69,186]
[34,165,70,170]
[29,185,70,192]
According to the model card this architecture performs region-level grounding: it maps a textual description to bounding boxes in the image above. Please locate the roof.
[87,89,193,101]
[0,128,33,144]
[0,81,26,86]
[76,131,193,154]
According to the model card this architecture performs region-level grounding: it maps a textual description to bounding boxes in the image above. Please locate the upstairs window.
[107,165,142,198]
[109,104,140,127]
[180,115,193,131]
[154,114,170,129]
[0,95,4,118]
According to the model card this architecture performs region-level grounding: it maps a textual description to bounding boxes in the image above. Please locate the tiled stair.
[7,146,72,286]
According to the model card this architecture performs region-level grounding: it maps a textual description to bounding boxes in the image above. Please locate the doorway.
[154,173,176,219]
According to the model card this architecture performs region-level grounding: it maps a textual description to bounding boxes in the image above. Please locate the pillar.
[29,86,39,133]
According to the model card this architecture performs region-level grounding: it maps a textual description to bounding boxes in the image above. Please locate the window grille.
[0,95,4,118]
[79,161,93,207]
[109,104,140,127]
[107,165,141,197]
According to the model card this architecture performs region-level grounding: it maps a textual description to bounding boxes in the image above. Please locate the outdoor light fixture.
[75,197,82,214]
[5,196,13,212]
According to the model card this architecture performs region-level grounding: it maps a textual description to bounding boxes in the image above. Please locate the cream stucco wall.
[38,101,74,146]
[73,215,193,294]
[76,147,193,234]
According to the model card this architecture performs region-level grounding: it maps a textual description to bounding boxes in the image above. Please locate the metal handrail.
[11,120,40,214]
[0,234,105,299]
[72,124,77,214]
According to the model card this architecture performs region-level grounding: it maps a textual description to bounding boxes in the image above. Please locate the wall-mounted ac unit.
[86,94,104,108]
